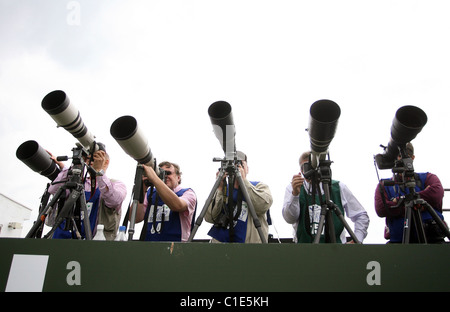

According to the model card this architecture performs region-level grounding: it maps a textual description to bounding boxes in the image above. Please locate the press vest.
[382,172,444,242]
[144,188,192,241]
[297,180,345,243]
[208,181,259,243]
[53,188,101,239]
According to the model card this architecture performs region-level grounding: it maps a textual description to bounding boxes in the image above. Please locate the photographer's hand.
[217,170,227,189]
[92,150,107,171]
[142,164,158,185]
[47,150,65,169]
[237,163,246,180]
[291,173,304,196]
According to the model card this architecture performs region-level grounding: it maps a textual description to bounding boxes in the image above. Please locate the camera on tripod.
[22,90,107,239]
[187,100,267,243]
[374,105,427,171]
[110,115,168,240]
[302,99,341,182]
[375,105,450,243]
[303,99,362,244]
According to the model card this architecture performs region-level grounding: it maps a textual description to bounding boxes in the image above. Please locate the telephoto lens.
[16,140,60,180]
[375,105,427,170]
[110,115,159,174]
[308,99,341,154]
[41,90,96,150]
[208,101,236,158]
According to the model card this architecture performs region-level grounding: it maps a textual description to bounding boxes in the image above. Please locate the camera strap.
[88,175,96,202]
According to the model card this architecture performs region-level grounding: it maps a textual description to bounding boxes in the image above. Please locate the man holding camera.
[48,146,127,240]
[282,151,369,243]
[375,143,446,243]
[205,151,273,243]
[133,161,197,242]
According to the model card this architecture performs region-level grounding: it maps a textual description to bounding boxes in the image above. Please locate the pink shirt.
[48,167,127,213]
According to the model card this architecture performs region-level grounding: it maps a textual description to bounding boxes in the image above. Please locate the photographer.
[375,143,446,243]
[47,146,127,240]
[282,151,369,243]
[205,151,273,243]
[133,161,197,242]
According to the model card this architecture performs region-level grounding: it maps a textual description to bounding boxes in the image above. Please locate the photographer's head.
[299,151,312,180]
[237,150,248,168]
[159,161,182,190]
[397,142,415,161]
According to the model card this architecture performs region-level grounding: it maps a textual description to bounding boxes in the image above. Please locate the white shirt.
[282,179,369,243]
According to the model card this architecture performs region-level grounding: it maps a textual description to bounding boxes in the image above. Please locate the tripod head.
[380,145,421,214]
[383,144,417,191]
[302,152,333,185]
[55,143,105,183]
[213,154,243,171]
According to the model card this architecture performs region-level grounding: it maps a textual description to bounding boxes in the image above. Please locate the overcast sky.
[1,0,450,243]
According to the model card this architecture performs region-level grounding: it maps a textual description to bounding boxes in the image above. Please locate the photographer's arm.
[418,173,444,211]
[241,179,273,215]
[204,189,224,223]
[282,183,300,224]
[374,182,404,217]
[142,165,187,213]
[97,176,127,212]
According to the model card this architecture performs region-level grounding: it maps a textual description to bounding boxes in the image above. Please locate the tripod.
[26,145,93,240]
[386,153,450,244]
[305,157,361,244]
[188,156,267,243]
[122,163,168,241]
[122,164,145,241]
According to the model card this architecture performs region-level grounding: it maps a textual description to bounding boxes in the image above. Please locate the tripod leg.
[411,208,427,243]
[332,205,361,244]
[79,191,92,240]
[188,169,226,242]
[128,199,139,240]
[45,187,83,239]
[313,205,327,244]
[127,165,145,241]
[422,201,450,240]
[325,209,336,243]
[35,185,52,238]
[235,170,267,244]
[26,187,65,238]
[314,182,361,244]
[402,203,412,244]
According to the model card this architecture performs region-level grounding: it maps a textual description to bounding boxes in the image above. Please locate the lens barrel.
[110,115,158,172]
[375,105,427,169]
[391,105,427,144]
[208,101,236,157]
[16,140,60,180]
[308,99,341,153]
[41,90,96,150]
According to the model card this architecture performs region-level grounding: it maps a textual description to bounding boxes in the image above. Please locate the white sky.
[1,0,450,243]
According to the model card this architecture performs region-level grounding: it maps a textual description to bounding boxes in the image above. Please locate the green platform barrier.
[1,238,449,292]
